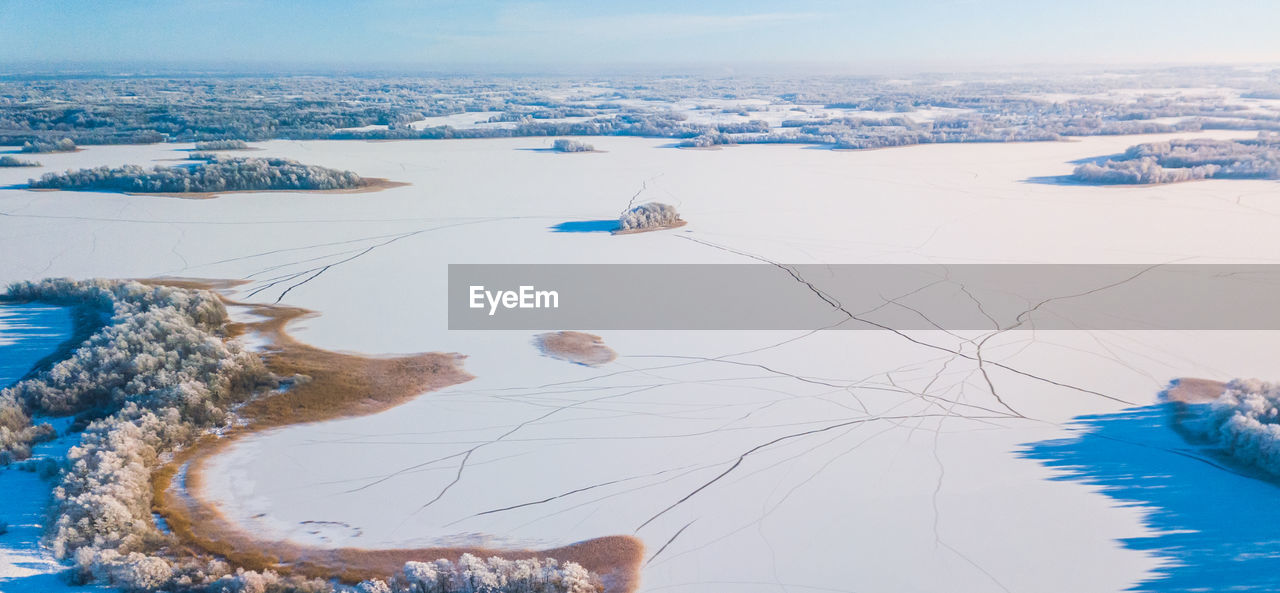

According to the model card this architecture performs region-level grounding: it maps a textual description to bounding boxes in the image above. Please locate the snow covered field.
[3,131,1280,592]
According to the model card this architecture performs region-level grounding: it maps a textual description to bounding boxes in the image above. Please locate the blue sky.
[3,0,1279,72]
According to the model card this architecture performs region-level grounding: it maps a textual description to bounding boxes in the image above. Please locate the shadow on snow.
[1020,404,1280,592]
[550,220,619,233]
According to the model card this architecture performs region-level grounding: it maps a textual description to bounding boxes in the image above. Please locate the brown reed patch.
[535,331,618,367]
[1164,377,1226,404]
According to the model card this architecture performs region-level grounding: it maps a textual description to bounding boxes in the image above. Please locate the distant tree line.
[1,69,1279,152]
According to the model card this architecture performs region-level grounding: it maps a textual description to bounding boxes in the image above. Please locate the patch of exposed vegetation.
[535,332,617,367]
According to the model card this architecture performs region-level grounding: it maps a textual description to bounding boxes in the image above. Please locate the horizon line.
[2,59,1278,79]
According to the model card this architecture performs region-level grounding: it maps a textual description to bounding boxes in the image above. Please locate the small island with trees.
[27,154,404,198]
[193,140,251,151]
[552,138,598,153]
[21,138,77,153]
[0,156,41,167]
[615,202,686,234]
[1073,133,1280,184]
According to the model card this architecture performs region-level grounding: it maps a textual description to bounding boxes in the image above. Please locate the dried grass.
[145,279,642,592]
[535,331,617,367]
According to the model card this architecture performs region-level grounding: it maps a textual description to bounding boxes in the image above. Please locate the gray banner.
[448,264,1280,330]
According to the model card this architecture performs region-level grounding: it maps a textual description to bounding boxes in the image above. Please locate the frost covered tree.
[618,202,682,232]
[21,138,76,153]
[23,138,75,153]
[0,279,279,591]
[0,278,604,593]
[677,133,728,148]
[390,554,600,593]
[551,139,594,152]
[29,155,367,193]
[193,140,249,150]
[1073,134,1280,184]
[1186,379,1280,476]
[0,156,41,167]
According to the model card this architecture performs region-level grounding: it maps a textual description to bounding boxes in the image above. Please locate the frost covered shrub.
[551,139,593,153]
[387,554,600,593]
[1073,133,1280,184]
[18,455,61,478]
[0,279,286,591]
[22,137,76,153]
[0,278,600,593]
[78,549,176,591]
[194,140,249,150]
[677,133,728,148]
[0,155,41,167]
[618,202,682,231]
[53,405,196,556]
[1073,157,1220,184]
[2,278,257,422]
[1188,379,1280,475]
[28,155,366,193]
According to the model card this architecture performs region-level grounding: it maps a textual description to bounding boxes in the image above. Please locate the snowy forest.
[2,66,1280,151]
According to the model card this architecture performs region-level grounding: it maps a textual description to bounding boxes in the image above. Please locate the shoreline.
[144,278,644,592]
[1160,377,1280,486]
[613,219,687,235]
[24,177,408,200]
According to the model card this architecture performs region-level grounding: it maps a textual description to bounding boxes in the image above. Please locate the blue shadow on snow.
[1020,404,1280,592]
[550,220,619,233]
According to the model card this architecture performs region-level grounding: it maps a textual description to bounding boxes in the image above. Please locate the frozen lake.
[3,133,1280,592]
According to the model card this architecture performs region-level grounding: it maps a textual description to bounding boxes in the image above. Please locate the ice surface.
[2,130,1279,592]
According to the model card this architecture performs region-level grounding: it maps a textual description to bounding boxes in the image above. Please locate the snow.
[407,113,518,130]
[2,129,1280,592]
